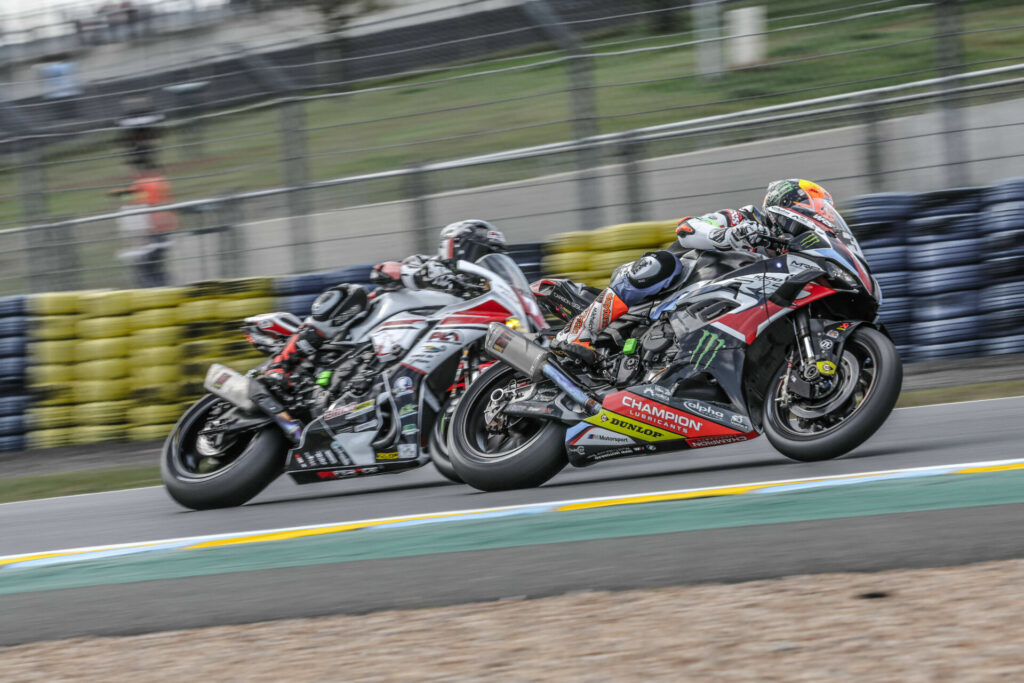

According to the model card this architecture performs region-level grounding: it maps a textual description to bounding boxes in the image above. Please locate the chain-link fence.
[1,0,1022,292]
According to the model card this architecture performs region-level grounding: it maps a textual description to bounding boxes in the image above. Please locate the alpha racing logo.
[621,395,702,434]
[683,400,725,422]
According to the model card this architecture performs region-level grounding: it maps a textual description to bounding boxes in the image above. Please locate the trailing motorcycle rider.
[552,179,834,366]
[260,220,508,402]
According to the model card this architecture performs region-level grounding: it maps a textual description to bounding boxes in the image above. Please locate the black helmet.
[437,219,507,263]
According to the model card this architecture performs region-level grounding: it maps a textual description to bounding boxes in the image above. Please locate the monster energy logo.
[797,232,822,249]
[690,331,725,370]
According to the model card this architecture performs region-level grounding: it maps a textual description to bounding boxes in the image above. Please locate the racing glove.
[416,259,455,290]
[723,220,773,250]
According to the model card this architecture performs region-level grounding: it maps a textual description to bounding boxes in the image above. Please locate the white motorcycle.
[161,253,547,510]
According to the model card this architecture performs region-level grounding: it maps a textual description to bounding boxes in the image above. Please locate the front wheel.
[161,395,286,510]
[448,363,567,491]
[763,326,902,462]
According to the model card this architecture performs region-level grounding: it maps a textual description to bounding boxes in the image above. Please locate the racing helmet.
[762,179,838,235]
[437,219,507,263]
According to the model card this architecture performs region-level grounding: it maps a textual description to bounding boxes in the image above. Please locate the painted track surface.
[1,397,1023,646]
[4,397,1022,557]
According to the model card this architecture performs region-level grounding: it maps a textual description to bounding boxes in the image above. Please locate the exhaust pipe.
[204,364,303,442]
[205,364,256,412]
[485,323,601,414]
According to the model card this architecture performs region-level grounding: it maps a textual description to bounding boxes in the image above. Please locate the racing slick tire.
[763,326,902,462]
[161,394,285,510]
[448,363,567,491]
[428,402,463,484]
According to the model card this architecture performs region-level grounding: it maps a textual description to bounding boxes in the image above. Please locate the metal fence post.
[279,98,313,273]
[861,94,885,193]
[17,138,80,292]
[522,0,603,230]
[405,164,434,256]
[693,0,723,81]
[620,132,647,222]
[935,0,968,187]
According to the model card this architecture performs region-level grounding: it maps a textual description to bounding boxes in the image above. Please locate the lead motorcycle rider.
[256,220,508,434]
[553,179,835,366]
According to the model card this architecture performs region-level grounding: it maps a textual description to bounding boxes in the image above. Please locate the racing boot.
[551,288,629,367]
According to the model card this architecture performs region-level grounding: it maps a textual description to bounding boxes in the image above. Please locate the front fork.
[787,309,834,400]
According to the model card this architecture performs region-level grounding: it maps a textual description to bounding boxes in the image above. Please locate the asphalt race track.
[2,396,1023,645]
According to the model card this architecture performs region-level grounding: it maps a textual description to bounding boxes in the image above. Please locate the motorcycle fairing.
[562,388,756,466]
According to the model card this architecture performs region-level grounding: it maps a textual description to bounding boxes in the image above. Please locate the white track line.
[3,455,1024,566]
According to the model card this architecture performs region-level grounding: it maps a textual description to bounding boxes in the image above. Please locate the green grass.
[0,465,161,504]
[0,0,1021,292]
[3,0,1020,227]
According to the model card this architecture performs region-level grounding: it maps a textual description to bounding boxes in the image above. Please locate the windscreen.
[476,253,546,329]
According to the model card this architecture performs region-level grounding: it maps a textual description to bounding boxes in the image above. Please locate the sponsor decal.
[589,446,645,461]
[398,443,417,458]
[730,414,751,430]
[330,441,352,465]
[569,445,586,456]
[293,453,307,468]
[797,232,822,249]
[492,330,512,353]
[376,451,400,460]
[399,404,416,417]
[690,330,725,371]
[313,450,329,467]
[816,360,837,376]
[572,427,635,448]
[323,400,374,421]
[393,376,414,395]
[212,372,230,390]
[683,400,725,422]
[640,384,673,402]
[621,395,703,433]
[687,434,749,448]
[819,339,833,351]
[429,330,460,343]
[586,411,675,441]
[837,322,851,331]
[826,330,839,339]
[813,213,835,228]
[423,345,444,353]
[402,424,418,436]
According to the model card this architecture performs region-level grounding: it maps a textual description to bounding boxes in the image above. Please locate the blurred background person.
[110,161,179,287]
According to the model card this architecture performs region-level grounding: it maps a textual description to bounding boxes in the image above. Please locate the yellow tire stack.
[23,278,275,449]
[542,222,679,289]
[25,292,83,449]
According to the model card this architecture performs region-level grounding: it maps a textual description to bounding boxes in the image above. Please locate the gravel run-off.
[3,558,1023,681]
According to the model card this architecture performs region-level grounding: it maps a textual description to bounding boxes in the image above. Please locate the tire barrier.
[849,179,1024,363]
[0,297,29,452]
[542,223,676,287]
[15,279,287,452]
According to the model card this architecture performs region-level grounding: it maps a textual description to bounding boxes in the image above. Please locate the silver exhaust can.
[204,363,257,412]
[485,323,552,381]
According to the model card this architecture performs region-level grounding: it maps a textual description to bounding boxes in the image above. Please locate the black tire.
[428,402,463,484]
[764,326,902,462]
[448,363,567,491]
[161,395,286,510]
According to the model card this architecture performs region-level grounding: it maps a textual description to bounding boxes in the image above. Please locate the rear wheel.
[428,400,463,484]
[763,326,902,461]
[448,363,566,491]
[161,395,285,510]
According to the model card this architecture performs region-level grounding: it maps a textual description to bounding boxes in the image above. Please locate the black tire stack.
[0,295,29,453]
[850,192,918,360]
[852,179,1024,362]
